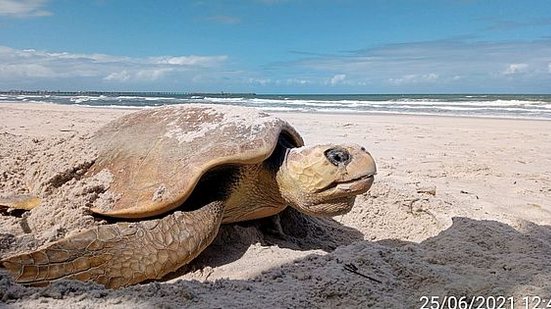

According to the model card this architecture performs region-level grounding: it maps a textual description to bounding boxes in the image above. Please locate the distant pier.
[0,91,256,97]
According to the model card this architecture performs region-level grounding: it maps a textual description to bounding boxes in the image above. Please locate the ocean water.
[1,93,551,120]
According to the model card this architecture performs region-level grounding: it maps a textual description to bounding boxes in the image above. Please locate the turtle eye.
[324,147,352,166]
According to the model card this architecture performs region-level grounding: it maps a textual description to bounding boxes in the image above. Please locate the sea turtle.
[1,104,376,289]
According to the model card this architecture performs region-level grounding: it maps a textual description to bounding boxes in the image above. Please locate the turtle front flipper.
[1,201,225,289]
[0,195,41,210]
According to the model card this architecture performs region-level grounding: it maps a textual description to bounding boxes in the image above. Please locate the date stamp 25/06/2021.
[419,295,551,309]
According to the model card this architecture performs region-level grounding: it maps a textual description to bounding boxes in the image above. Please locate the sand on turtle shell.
[1,102,551,308]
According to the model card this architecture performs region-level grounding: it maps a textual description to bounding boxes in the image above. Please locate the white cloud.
[329,74,346,85]
[248,78,271,85]
[502,63,528,75]
[388,73,439,85]
[104,70,131,82]
[285,78,312,85]
[0,45,228,85]
[287,39,551,91]
[0,0,51,17]
[246,77,317,86]
[135,68,173,81]
[0,63,53,77]
[152,55,227,66]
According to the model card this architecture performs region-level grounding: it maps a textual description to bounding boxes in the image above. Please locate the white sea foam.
[2,93,550,120]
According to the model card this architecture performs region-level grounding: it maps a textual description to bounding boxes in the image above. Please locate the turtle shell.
[88,104,304,218]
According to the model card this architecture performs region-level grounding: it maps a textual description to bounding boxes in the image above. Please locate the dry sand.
[0,102,550,308]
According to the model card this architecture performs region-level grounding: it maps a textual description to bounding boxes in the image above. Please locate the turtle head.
[276,143,376,217]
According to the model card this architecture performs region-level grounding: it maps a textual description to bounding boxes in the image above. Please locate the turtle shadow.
[261,207,365,251]
[125,218,551,306]
[165,207,364,279]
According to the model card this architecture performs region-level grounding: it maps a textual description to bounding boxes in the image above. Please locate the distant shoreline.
[0,90,257,96]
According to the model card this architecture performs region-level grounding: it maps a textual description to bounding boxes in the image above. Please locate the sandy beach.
[1,102,550,308]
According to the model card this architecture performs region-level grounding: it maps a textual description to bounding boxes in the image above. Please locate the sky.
[0,0,551,93]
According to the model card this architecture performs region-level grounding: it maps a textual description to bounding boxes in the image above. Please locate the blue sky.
[1,0,551,93]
